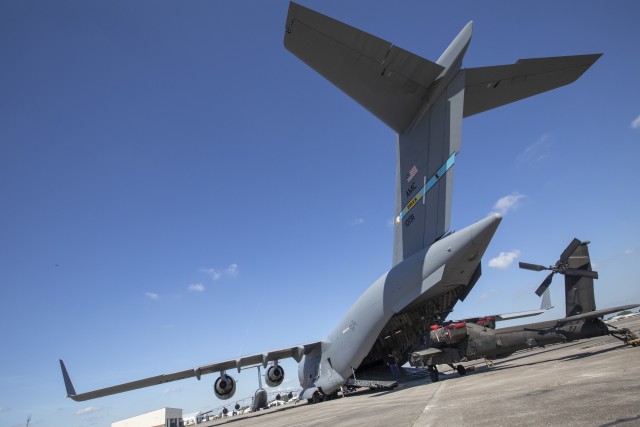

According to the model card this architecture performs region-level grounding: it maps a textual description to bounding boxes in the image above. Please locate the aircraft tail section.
[284,2,600,265]
[565,241,597,316]
[284,2,470,264]
[391,22,472,264]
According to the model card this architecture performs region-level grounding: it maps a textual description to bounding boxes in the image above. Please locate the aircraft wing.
[60,342,321,402]
[284,2,444,133]
[556,304,640,326]
[463,53,601,117]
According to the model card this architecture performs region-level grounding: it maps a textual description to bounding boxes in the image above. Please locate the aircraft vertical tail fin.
[392,70,465,264]
[564,241,597,316]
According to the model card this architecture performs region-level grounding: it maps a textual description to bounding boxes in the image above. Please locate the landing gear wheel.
[456,365,467,376]
[428,365,439,383]
[312,391,320,404]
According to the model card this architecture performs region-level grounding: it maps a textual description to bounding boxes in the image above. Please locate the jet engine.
[213,373,236,400]
[265,364,285,387]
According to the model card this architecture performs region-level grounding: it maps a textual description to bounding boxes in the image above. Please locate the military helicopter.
[411,239,639,382]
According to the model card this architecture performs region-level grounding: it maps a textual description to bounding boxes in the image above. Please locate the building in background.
[112,407,183,427]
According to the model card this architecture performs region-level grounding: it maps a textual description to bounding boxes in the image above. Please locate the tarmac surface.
[202,315,640,427]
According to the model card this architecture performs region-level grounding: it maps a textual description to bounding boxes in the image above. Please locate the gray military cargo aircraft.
[411,239,639,382]
[59,2,601,404]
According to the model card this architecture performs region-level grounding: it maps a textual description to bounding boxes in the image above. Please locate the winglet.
[59,359,77,398]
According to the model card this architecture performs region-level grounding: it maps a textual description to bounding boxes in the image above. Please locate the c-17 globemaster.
[59,2,601,405]
[411,239,639,382]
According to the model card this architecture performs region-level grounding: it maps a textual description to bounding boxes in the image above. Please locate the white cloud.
[0,407,8,413]
[491,193,525,216]
[145,292,159,300]
[200,268,222,280]
[517,134,552,163]
[200,264,239,281]
[489,250,521,269]
[225,263,239,277]
[163,387,182,394]
[350,218,364,226]
[76,406,102,415]
[631,114,640,129]
[188,283,205,292]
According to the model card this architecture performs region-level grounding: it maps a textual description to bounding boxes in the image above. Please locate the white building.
[112,407,182,427]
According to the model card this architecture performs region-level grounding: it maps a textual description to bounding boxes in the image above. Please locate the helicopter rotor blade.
[519,262,548,272]
[535,272,555,297]
[562,268,599,279]
[557,238,582,265]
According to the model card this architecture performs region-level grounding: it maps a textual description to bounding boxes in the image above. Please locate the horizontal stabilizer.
[464,54,601,117]
[284,2,444,133]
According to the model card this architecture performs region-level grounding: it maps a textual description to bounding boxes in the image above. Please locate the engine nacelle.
[213,373,236,400]
[265,364,285,387]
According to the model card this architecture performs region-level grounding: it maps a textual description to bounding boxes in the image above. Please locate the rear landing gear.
[307,390,335,404]
[307,390,321,404]
[446,363,467,376]
[608,326,639,346]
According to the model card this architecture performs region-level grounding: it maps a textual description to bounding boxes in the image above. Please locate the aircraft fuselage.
[298,214,501,398]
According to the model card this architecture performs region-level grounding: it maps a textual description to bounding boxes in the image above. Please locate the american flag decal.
[406,165,418,182]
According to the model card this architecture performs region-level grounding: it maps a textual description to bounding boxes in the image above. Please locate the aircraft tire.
[429,370,439,383]
[456,365,467,376]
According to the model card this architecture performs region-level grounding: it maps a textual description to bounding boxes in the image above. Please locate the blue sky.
[1,1,639,425]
